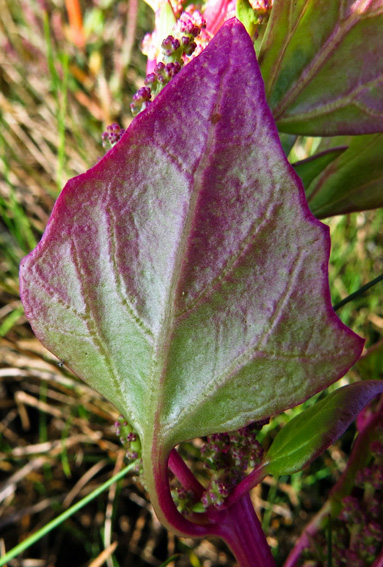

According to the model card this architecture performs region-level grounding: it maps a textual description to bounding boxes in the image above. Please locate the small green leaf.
[236,0,258,36]
[157,0,176,45]
[264,381,383,477]
[191,502,206,513]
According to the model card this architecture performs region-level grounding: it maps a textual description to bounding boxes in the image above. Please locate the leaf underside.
[20,19,363,454]
[259,0,383,136]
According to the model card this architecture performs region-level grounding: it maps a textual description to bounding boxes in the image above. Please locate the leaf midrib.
[147,44,234,448]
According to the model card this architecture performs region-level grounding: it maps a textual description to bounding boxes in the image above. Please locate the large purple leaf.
[259,0,383,136]
[20,20,363,463]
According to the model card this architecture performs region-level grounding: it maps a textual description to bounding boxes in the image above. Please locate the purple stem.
[283,503,331,567]
[153,449,276,566]
[224,463,267,508]
[152,448,212,537]
[213,493,276,567]
[168,448,205,499]
[372,549,383,567]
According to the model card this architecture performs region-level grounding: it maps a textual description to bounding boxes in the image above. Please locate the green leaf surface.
[305,134,383,218]
[157,0,177,45]
[293,147,347,199]
[279,132,297,158]
[259,0,383,136]
[264,380,383,477]
[356,339,383,381]
[20,20,363,463]
[236,0,258,36]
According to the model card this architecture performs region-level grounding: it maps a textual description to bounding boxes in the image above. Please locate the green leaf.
[259,0,383,136]
[293,147,347,199]
[236,0,258,36]
[305,134,383,218]
[279,132,297,158]
[356,339,383,381]
[263,381,383,477]
[157,0,176,45]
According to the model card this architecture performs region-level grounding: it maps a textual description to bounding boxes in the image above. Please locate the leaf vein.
[175,198,277,319]
[69,238,145,391]
[104,195,155,343]
[273,10,360,120]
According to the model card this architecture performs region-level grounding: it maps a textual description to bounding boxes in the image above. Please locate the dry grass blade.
[87,541,118,567]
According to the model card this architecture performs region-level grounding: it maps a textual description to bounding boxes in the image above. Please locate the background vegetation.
[0,1,382,565]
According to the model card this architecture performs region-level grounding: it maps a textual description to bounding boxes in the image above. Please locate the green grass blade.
[42,12,69,189]
[57,51,69,189]
[0,128,38,254]
[159,554,182,567]
[0,305,24,337]
[43,12,60,100]
[333,274,383,311]
[0,463,135,566]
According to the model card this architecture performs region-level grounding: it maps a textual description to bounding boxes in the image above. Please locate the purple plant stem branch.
[168,448,205,499]
[328,400,383,511]
[372,549,383,567]
[284,398,383,567]
[283,503,331,567]
[213,493,276,567]
[150,447,213,537]
[152,447,276,567]
[357,393,383,431]
[224,463,267,508]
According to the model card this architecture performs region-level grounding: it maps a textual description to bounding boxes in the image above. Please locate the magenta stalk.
[213,493,276,567]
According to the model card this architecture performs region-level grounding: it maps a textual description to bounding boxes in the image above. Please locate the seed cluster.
[200,421,267,509]
[250,0,272,13]
[105,0,274,145]
[131,9,207,117]
[114,416,268,516]
[114,415,143,476]
[170,484,198,516]
[101,123,126,150]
